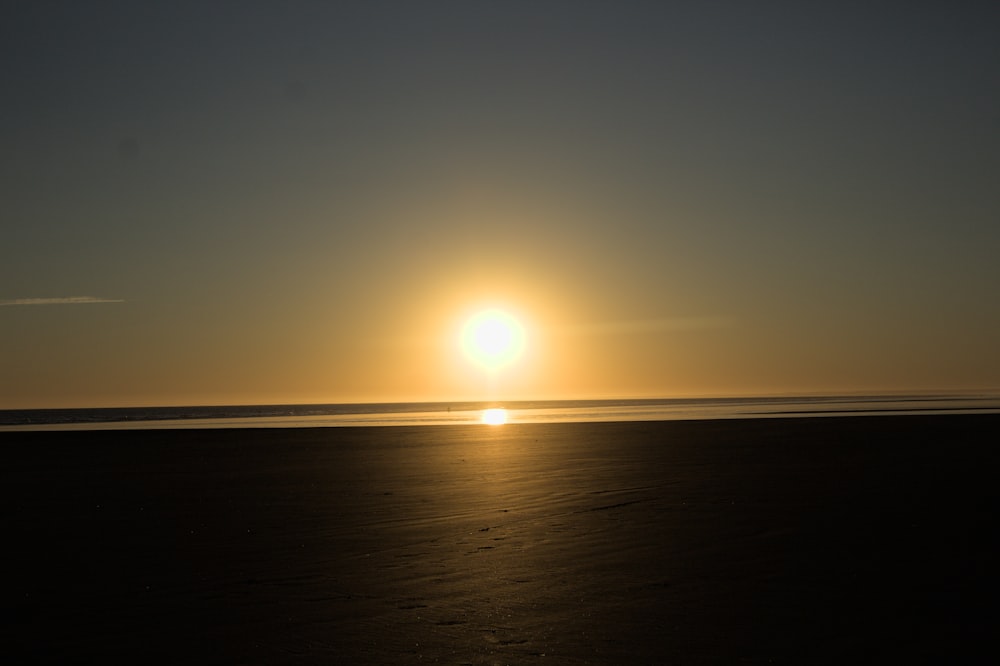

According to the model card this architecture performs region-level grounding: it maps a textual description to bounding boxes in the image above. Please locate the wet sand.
[5,415,998,663]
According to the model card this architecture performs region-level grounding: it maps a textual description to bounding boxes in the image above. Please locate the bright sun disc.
[461,309,525,370]
[481,408,508,425]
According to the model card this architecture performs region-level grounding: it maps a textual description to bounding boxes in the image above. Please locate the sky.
[2,1,999,408]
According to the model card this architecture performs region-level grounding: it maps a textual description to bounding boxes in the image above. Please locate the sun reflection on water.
[481,408,508,425]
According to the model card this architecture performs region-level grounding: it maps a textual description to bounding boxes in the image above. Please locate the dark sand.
[5,415,998,664]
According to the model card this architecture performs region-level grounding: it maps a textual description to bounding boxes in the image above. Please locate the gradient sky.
[3,1,999,408]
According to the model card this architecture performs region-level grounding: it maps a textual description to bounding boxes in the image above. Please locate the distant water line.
[2,394,1000,431]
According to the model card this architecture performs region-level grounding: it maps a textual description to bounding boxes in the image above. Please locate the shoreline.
[4,393,999,431]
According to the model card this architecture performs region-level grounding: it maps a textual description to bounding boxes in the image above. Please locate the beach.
[5,415,997,664]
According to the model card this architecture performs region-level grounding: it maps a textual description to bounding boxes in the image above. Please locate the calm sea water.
[2,394,999,431]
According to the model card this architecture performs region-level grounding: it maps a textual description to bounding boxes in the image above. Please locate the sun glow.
[481,408,508,425]
[460,308,526,371]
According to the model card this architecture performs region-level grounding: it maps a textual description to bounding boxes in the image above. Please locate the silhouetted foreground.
[5,415,998,663]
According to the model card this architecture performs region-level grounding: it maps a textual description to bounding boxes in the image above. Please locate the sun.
[460,308,526,371]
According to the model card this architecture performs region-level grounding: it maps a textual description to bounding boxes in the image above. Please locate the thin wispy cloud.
[0,296,125,307]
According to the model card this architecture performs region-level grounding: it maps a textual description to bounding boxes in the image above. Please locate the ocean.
[3,393,999,430]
